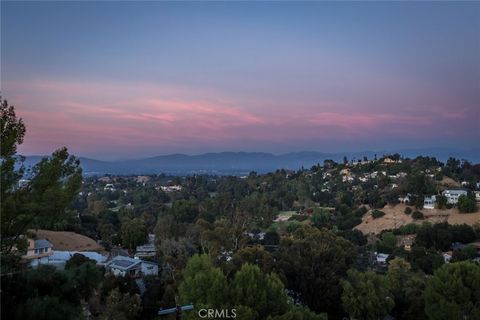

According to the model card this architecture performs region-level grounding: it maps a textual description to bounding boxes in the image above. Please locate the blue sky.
[2,1,479,159]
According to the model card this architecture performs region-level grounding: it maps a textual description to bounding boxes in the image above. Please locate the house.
[396,235,415,252]
[443,251,453,263]
[398,193,411,204]
[375,252,389,266]
[159,185,182,192]
[474,191,480,202]
[104,183,116,192]
[106,256,158,278]
[423,195,436,209]
[24,239,54,260]
[135,234,157,258]
[383,158,396,164]
[141,261,159,276]
[442,189,468,204]
[135,244,156,258]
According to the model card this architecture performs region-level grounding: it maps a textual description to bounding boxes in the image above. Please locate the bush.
[412,211,424,220]
[458,195,477,213]
[404,207,412,215]
[371,210,386,219]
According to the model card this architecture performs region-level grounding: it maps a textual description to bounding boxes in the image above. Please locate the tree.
[230,246,275,275]
[267,307,327,320]
[231,264,289,319]
[341,269,394,320]
[16,296,81,320]
[120,218,147,250]
[435,195,447,209]
[458,194,477,213]
[276,226,356,316]
[178,254,229,308]
[378,232,397,254]
[425,262,480,320]
[1,98,82,259]
[67,261,103,300]
[101,288,142,320]
[65,253,97,270]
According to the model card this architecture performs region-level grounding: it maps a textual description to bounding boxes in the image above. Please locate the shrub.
[371,210,386,219]
[412,211,424,220]
[404,207,412,215]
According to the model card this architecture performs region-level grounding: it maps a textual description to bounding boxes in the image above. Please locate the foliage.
[371,209,386,219]
[277,226,356,316]
[179,254,229,308]
[404,207,412,215]
[231,264,289,319]
[458,194,477,213]
[101,288,142,320]
[377,232,397,254]
[412,210,424,220]
[267,307,327,320]
[120,218,148,250]
[425,262,480,320]
[341,269,394,320]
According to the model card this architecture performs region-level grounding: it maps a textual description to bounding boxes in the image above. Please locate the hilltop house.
[424,196,436,209]
[398,193,411,204]
[442,189,468,204]
[105,256,158,278]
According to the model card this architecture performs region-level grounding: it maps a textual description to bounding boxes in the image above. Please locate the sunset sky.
[2,1,479,160]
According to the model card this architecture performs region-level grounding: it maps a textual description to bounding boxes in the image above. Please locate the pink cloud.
[2,78,475,158]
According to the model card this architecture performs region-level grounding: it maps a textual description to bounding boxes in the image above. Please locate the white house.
[104,184,116,192]
[442,189,468,204]
[474,191,480,202]
[375,252,389,266]
[424,195,436,209]
[106,256,158,277]
[398,193,411,204]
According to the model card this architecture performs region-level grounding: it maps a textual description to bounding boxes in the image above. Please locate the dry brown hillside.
[355,204,480,235]
[31,229,104,251]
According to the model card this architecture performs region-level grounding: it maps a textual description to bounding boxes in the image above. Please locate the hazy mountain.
[22,148,480,176]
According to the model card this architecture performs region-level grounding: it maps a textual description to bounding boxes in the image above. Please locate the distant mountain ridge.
[22,148,480,176]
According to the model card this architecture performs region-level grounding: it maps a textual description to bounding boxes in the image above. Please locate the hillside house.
[24,239,53,260]
[424,196,436,209]
[106,256,158,278]
[398,194,411,204]
[442,189,468,204]
[474,191,480,202]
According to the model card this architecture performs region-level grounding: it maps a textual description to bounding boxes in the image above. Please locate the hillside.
[32,229,104,252]
[355,204,480,235]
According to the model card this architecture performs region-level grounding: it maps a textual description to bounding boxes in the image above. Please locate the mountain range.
[22,148,480,176]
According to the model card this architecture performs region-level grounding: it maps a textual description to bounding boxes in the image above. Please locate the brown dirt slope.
[32,229,104,251]
[355,204,480,235]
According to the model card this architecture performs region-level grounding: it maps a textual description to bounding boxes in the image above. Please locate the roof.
[107,256,142,271]
[34,239,53,249]
[443,189,468,195]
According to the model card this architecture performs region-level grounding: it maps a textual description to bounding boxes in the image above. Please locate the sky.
[1,1,479,160]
